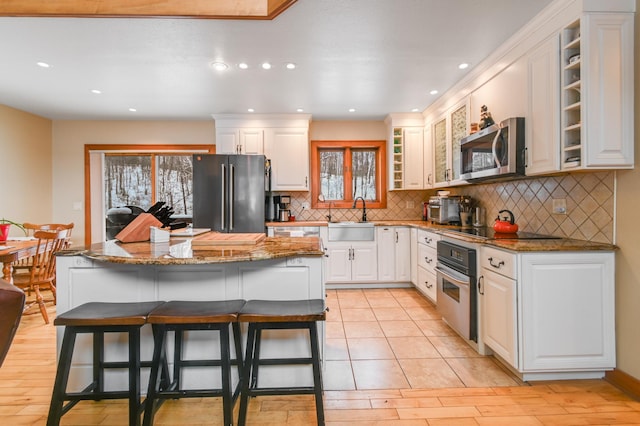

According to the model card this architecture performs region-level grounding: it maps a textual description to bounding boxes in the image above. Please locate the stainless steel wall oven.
[435,240,477,342]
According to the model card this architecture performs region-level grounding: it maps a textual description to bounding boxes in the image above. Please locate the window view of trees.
[312,140,386,209]
[105,155,152,210]
[352,150,376,200]
[158,156,193,215]
[104,154,193,215]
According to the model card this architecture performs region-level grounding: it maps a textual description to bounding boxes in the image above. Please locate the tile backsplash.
[280,171,614,244]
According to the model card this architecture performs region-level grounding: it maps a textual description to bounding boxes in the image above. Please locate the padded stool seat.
[47,301,164,426]
[143,300,246,426]
[238,299,326,426]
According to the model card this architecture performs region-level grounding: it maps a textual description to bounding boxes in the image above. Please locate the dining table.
[0,239,39,283]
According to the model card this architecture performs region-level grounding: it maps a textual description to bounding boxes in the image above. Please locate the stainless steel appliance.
[192,154,266,233]
[274,195,291,222]
[427,195,462,224]
[460,117,525,182]
[435,240,477,342]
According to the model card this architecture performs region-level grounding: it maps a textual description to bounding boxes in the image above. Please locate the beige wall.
[0,105,52,237]
[611,0,640,381]
[51,120,215,244]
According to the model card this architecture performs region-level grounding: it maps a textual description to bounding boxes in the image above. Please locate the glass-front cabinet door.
[433,118,447,185]
[450,104,467,182]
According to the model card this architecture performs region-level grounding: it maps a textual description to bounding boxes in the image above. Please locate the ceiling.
[0,0,554,121]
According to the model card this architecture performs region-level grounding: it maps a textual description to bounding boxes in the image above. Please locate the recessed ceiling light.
[238,63,249,70]
[348,108,356,113]
[91,89,102,94]
[296,108,304,113]
[129,108,137,112]
[210,61,228,71]
[458,63,469,69]
[261,62,272,70]
[37,61,50,68]
[247,108,255,112]
[430,90,439,95]
[285,62,296,70]
[411,108,419,112]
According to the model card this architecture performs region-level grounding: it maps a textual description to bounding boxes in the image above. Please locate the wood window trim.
[84,144,215,246]
[310,140,387,210]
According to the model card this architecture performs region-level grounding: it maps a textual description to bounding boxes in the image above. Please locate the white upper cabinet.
[526,34,561,176]
[214,114,311,190]
[423,126,434,189]
[385,114,425,190]
[265,127,310,191]
[566,12,634,169]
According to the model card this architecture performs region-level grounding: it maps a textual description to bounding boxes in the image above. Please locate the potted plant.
[0,219,27,243]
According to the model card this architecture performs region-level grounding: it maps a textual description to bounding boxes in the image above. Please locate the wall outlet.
[552,198,567,214]
[72,201,83,211]
[301,202,310,210]
[406,200,415,209]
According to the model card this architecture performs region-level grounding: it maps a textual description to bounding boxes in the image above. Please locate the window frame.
[310,140,387,209]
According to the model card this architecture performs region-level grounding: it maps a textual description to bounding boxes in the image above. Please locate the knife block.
[115,213,163,243]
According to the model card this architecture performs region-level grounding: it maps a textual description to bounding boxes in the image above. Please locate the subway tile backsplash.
[281,171,614,244]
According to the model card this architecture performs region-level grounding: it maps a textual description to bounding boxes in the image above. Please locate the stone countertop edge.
[268,220,617,252]
[56,236,324,265]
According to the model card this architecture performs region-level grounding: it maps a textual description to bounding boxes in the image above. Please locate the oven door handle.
[435,265,470,288]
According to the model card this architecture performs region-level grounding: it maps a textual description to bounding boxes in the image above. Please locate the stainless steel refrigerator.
[192,154,266,233]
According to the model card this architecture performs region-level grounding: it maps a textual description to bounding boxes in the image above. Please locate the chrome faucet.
[352,197,367,222]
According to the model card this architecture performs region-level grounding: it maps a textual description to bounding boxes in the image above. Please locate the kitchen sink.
[327,222,375,241]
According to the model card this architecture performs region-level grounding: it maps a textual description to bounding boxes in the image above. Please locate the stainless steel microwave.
[460,117,525,182]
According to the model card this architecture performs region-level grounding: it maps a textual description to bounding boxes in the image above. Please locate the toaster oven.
[427,196,462,224]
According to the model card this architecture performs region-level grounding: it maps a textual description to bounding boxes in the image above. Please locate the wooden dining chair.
[12,223,74,283]
[12,229,69,324]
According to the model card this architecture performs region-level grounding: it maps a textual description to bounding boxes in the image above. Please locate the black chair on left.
[0,278,25,368]
[47,301,165,426]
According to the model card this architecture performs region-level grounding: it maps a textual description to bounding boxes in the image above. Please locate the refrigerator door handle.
[229,164,235,230]
[221,163,227,230]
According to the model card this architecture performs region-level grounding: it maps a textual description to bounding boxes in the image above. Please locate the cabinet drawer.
[417,229,439,249]
[480,246,516,279]
[417,243,437,272]
[417,266,437,303]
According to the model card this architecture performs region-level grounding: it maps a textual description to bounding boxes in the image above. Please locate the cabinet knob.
[425,257,432,264]
[478,275,484,295]
[424,237,432,244]
[425,280,433,289]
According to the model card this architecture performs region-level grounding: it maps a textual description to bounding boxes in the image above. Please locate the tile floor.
[324,288,523,391]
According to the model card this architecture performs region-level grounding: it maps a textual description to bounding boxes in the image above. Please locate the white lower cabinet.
[325,242,377,283]
[414,228,439,302]
[376,226,411,282]
[479,245,615,380]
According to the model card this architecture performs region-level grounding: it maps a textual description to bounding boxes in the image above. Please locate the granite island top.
[59,236,323,265]
[268,220,617,252]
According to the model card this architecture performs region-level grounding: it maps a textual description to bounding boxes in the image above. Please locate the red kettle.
[493,209,519,233]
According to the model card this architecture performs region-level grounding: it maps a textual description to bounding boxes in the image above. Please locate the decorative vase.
[0,224,10,243]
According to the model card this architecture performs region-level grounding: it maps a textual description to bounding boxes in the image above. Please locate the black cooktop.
[445,226,560,240]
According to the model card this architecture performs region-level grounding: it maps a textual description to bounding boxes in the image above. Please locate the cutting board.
[191,232,266,246]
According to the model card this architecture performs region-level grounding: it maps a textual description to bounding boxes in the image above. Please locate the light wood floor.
[1,288,640,425]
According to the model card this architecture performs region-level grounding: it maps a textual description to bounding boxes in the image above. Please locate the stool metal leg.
[219,325,233,426]
[238,323,257,426]
[47,327,78,426]
[309,322,325,426]
[143,325,167,426]
[128,327,142,426]
[94,331,104,395]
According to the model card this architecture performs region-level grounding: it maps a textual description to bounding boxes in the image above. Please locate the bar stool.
[237,299,326,426]
[143,300,246,426]
[47,301,165,426]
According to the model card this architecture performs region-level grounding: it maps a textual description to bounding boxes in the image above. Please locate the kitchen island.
[55,236,324,392]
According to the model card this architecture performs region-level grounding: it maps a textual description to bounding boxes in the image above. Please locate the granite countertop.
[267,220,617,252]
[58,236,323,265]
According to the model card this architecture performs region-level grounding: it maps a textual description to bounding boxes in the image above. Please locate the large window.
[104,154,193,215]
[311,140,386,209]
[86,144,214,245]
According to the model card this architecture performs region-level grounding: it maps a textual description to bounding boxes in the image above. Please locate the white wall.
[52,120,215,244]
[0,105,52,237]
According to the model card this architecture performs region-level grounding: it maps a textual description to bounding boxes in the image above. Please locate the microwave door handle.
[491,127,502,168]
